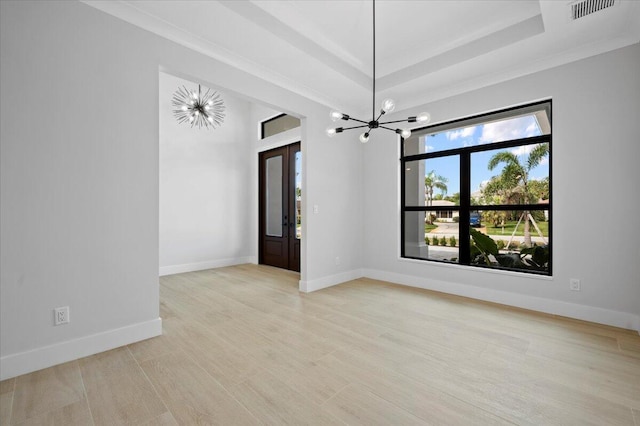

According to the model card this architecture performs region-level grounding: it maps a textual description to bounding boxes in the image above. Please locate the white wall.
[363,43,640,331]
[0,1,363,379]
[159,72,254,275]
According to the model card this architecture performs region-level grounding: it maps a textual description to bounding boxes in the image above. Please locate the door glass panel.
[295,151,302,239]
[266,155,283,237]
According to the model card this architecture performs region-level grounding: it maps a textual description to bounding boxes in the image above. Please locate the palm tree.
[425,171,448,224]
[487,143,549,247]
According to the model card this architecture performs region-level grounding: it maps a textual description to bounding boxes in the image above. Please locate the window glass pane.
[470,209,549,273]
[404,156,460,207]
[404,105,550,156]
[404,211,459,263]
[471,143,549,205]
[295,151,301,239]
[266,156,283,237]
[262,114,301,139]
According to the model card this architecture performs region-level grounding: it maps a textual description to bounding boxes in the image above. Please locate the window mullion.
[459,152,471,264]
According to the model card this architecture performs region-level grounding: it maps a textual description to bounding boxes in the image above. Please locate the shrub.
[452,216,460,223]
[424,236,429,245]
[496,240,505,250]
[449,236,457,247]
[432,236,439,246]
[439,236,447,246]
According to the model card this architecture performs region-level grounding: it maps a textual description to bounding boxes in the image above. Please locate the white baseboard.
[159,256,257,276]
[363,268,640,333]
[0,317,162,381]
[299,269,364,293]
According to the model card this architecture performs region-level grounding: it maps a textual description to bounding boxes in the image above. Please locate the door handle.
[283,215,288,227]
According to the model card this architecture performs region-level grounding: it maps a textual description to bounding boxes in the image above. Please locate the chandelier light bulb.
[381,98,396,113]
[417,112,431,123]
[326,127,337,137]
[330,110,343,122]
[181,106,187,111]
[359,132,370,143]
[207,116,213,122]
[401,129,411,138]
[189,116,195,122]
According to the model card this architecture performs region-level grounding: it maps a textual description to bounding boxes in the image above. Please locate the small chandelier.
[326,0,430,143]
[172,84,225,129]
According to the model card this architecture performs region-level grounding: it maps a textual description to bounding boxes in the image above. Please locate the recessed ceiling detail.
[83,0,640,114]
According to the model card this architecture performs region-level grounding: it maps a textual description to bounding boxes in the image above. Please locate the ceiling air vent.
[569,0,616,20]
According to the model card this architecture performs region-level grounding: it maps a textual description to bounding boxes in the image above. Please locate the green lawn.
[425,223,438,233]
[485,220,548,237]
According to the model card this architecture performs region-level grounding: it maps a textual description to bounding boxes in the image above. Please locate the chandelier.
[172,84,225,129]
[326,0,430,143]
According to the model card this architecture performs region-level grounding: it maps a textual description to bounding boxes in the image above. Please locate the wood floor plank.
[11,361,85,424]
[127,335,179,364]
[79,347,168,425]
[12,398,93,426]
[317,352,512,425]
[163,319,262,388]
[322,383,425,426]
[140,351,258,425]
[139,411,179,426]
[229,370,343,425]
[1,388,14,426]
[0,379,14,395]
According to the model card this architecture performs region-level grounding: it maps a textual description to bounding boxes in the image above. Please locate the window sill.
[397,255,554,281]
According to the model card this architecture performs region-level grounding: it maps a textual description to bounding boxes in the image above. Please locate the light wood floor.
[1,264,639,425]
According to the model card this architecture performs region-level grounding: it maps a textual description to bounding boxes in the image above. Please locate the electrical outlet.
[54,306,70,325]
[569,278,581,291]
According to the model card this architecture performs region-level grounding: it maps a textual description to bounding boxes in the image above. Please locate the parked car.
[470,212,481,227]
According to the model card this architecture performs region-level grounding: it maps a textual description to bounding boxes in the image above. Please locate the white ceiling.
[85,0,640,117]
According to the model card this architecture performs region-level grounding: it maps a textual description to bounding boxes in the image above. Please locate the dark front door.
[259,142,300,272]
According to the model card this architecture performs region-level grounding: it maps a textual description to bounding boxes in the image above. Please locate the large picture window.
[401,101,551,275]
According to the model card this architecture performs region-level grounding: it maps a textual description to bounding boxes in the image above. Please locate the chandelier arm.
[379,118,413,125]
[347,117,371,125]
[341,124,370,131]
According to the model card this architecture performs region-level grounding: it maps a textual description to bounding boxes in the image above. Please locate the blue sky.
[419,115,549,197]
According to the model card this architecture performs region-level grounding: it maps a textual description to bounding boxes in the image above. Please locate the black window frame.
[400,100,552,276]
